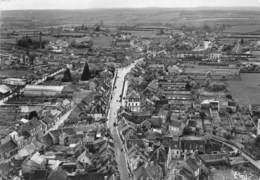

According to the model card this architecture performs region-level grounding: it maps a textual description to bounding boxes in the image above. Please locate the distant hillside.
[1,8,260,29]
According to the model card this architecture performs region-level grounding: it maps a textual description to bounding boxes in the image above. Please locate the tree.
[17,36,47,49]
[240,38,244,44]
[204,78,211,87]
[28,111,38,120]
[108,65,115,76]
[226,94,232,99]
[95,25,101,32]
[81,62,91,81]
[159,29,164,35]
[224,132,232,140]
[62,68,72,82]
[207,82,226,92]
[203,24,211,32]
[200,111,207,120]
[185,82,191,91]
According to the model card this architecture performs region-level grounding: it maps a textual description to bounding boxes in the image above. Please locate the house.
[180,136,206,154]
[62,99,72,110]
[114,39,131,48]
[125,90,141,112]
[0,139,18,160]
[42,128,76,147]
[166,157,203,180]
[119,121,136,141]
[162,90,192,101]
[148,64,165,72]
[198,153,229,166]
[128,145,147,171]
[166,139,182,162]
[0,161,12,179]
[168,113,188,137]
[149,145,167,165]
[158,109,170,124]
[184,157,201,178]
[9,130,31,149]
[169,120,185,137]
[22,160,48,179]
[133,162,163,180]
[20,120,46,139]
[87,95,107,121]
[158,80,186,91]
[77,150,92,166]
[249,104,260,116]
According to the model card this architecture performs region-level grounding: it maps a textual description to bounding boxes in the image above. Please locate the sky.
[1,0,260,10]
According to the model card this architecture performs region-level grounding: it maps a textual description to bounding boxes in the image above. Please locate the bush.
[17,36,48,49]
[206,82,226,92]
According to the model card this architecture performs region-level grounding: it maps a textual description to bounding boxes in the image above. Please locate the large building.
[23,85,65,97]
[184,66,240,79]
[2,78,27,86]
[125,90,141,112]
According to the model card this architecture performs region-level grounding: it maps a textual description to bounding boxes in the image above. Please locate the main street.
[107,60,141,180]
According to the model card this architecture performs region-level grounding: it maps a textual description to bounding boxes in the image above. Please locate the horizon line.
[2,6,260,11]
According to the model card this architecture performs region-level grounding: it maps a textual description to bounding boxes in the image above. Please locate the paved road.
[107,60,141,180]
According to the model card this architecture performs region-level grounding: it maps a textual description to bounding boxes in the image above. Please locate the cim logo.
[232,170,259,180]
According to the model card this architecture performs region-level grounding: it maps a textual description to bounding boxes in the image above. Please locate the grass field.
[92,36,113,48]
[228,73,260,105]
[224,25,260,34]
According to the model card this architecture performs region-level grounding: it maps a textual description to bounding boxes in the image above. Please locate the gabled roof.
[185,157,200,172]
[170,120,183,128]
[149,116,162,128]
[77,150,92,165]
[134,166,150,180]
[179,167,194,179]
[41,133,53,147]
[121,123,135,135]
[126,90,140,99]
[0,139,17,154]
[144,131,161,140]
[134,163,163,180]
[0,84,11,94]
[150,145,167,163]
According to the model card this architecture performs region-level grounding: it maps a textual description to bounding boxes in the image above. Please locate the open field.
[1,8,260,29]
[228,73,260,105]
[224,24,260,34]
[0,69,35,78]
[92,36,113,48]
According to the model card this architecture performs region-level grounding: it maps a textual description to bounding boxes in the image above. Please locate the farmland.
[1,8,260,29]
[224,24,260,34]
[228,73,260,105]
